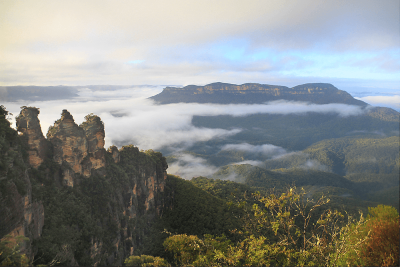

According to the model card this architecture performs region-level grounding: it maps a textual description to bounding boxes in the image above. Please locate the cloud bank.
[167,153,219,179]
[2,87,382,179]
[355,95,400,111]
[3,88,367,152]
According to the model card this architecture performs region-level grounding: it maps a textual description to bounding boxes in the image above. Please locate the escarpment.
[1,107,169,265]
[150,82,368,106]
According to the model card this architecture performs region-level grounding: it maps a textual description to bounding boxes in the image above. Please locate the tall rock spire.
[47,109,88,186]
[80,113,106,176]
[16,107,47,168]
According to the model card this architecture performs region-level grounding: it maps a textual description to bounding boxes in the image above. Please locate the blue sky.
[1,0,399,104]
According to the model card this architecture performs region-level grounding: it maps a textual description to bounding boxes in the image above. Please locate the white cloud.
[221,143,287,158]
[355,95,400,110]
[167,153,219,180]
[230,160,265,168]
[299,160,330,172]
[3,88,368,154]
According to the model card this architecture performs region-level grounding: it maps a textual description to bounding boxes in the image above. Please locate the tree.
[337,205,399,267]
[0,235,29,266]
[251,187,367,266]
[124,255,170,267]
[162,187,371,266]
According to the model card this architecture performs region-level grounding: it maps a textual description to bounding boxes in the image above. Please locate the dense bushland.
[126,186,399,267]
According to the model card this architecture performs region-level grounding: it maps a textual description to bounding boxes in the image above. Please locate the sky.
[1,1,399,97]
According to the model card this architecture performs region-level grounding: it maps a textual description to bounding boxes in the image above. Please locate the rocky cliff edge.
[4,107,168,265]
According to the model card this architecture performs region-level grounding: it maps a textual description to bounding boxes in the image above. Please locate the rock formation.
[2,107,168,265]
[46,110,88,186]
[107,145,120,163]
[0,106,44,261]
[16,107,48,168]
[46,110,107,186]
[80,114,106,177]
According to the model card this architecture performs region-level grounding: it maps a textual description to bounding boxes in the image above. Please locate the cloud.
[1,1,399,86]
[206,100,366,117]
[299,160,330,172]
[230,160,265,168]
[265,152,331,172]
[167,153,219,180]
[355,95,400,110]
[3,88,368,154]
[2,1,397,50]
[221,143,287,158]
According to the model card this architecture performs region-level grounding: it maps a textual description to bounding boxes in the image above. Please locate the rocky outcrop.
[47,110,87,171]
[107,145,120,163]
[46,110,107,186]
[8,107,168,265]
[80,114,106,177]
[46,110,88,186]
[110,146,167,263]
[16,107,48,168]
[117,146,168,219]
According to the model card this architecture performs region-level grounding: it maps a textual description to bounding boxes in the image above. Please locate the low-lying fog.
[0,86,389,179]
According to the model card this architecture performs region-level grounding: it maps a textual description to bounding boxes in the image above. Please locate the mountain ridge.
[150,82,368,106]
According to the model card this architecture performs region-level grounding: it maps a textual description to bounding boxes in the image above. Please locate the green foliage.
[304,136,399,177]
[0,235,29,266]
[0,106,28,198]
[161,187,375,267]
[191,176,256,203]
[163,234,233,266]
[335,205,399,267]
[32,183,99,266]
[124,255,170,266]
[162,175,243,239]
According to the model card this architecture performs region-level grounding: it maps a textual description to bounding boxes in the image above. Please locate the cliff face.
[0,175,45,259]
[2,107,168,266]
[0,106,44,261]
